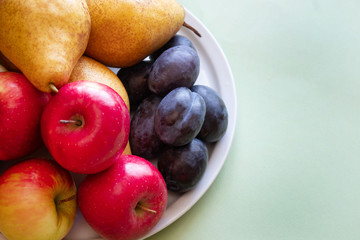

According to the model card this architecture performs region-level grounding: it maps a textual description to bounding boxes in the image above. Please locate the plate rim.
[142,8,237,239]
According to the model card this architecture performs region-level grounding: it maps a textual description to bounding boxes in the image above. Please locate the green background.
[148,0,360,240]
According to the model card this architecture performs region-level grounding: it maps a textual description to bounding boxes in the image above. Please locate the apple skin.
[0,72,51,161]
[0,158,77,240]
[78,154,168,240]
[41,80,130,174]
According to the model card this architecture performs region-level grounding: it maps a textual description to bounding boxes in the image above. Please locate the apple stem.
[59,119,83,126]
[137,203,157,215]
[49,83,59,93]
[183,22,202,38]
[58,194,76,204]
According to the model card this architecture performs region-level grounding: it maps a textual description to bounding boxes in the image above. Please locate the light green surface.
[148,1,360,239]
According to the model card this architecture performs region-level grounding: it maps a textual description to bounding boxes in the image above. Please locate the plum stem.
[58,194,76,204]
[137,203,157,215]
[59,119,83,126]
[49,83,59,93]
[183,22,202,38]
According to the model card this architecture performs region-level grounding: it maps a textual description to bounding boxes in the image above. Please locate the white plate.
[0,9,237,240]
[141,9,237,239]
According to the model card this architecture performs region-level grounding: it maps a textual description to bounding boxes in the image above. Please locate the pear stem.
[59,119,83,126]
[136,203,157,215]
[183,22,202,37]
[58,194,76,204]
[49,83,59,94]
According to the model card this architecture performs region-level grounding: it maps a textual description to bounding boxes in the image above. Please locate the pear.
[122,142,132,155]
[85,0,185,67]
[0,64,6,73]
[0,52,19,72]
[69,56,130,111]
[0,0,91,93]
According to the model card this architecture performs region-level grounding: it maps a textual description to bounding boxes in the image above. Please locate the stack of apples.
[0,0,190,239]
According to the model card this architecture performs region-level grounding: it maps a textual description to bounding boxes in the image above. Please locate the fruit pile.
[119,35,228,193]
[0,0,228,240]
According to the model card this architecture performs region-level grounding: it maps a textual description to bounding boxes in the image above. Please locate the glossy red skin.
[78,155,168,240]
[0,158,73,188]
[41,81,130,174]
[0,72,51,161]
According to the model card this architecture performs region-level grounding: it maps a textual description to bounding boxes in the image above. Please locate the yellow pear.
[69,55,132,155]
[122,142,132,155]
[0,52,19,72]
[85,0,185,67]
[0,64,6,73]
[69,56,130,111]
[0,0,91,93]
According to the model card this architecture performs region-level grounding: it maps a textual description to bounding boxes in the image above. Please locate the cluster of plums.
[117,35,229,193]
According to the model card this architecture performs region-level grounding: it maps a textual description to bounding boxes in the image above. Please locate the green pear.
[85,0,185,68]
[0,0,91,93]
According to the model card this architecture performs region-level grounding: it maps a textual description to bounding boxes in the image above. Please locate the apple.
[0,72,51,161]
[0,158,77,240]
[41,80,130,174]
[78,154,168,240]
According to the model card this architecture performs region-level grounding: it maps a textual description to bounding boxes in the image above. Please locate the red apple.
[0,158,77,240]
[78,154,168,240]
[0,72,51,161]
[41,80,130,174]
